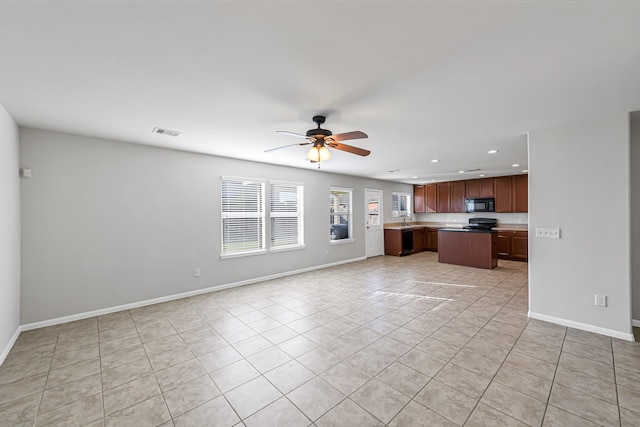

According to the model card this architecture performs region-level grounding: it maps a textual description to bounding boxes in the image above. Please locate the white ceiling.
[1,1,640,184]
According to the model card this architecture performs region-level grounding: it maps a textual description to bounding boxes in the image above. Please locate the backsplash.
[412,212,528,225]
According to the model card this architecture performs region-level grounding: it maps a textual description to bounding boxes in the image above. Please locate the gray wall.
[528,114,632,337]
[631,118,640,323]
[0,105,20,360]
[20,128,412,324]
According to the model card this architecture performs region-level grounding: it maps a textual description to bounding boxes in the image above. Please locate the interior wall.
[0,104,21,361]
[19,128,412,324]
[528,113,632,338]
[631,116,640,323]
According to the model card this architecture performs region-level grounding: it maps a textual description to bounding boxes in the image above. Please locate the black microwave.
[465,198,495,213]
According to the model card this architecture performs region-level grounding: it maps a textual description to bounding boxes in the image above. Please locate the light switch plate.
[535,228,560,239]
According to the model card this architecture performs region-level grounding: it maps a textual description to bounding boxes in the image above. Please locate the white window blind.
[270,182,304,250]
[221,177,265,256]
[330,187,352,241]
[392,192,411,217]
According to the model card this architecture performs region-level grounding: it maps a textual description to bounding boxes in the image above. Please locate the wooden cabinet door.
[465,179,480,198]
[480,178,494,197]
[426,184,437,213]
[511,233,528,261]
[512,174,528,212]
[436,183,451,213]
[497,233,511,257]
[384,230,403,256]
[494,176,513,212]
[413,185,425,213]
[426,229,439,251]
[412,228,426,254]
[451,181,466,213]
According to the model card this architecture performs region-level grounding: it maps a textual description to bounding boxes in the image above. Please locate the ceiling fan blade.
[327,131,368,142]
[276,130,309,139]
[328,142,371,157]
[265,142,311,153]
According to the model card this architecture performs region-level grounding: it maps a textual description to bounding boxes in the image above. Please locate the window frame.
[392,192,412,218]
[329,186,354,245]
[269,180,305,253]
[220,176,267,259]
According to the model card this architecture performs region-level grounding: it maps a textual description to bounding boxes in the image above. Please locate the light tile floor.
[1,252,639,426]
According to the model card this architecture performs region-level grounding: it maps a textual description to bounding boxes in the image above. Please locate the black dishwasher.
[401,229,413,256]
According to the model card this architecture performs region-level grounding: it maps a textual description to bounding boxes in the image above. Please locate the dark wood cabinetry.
[512,174,528,212]
[494,176,513,213]
[414,175,527,214]
[426,228,439,251]
[451,181,466,213]
[412,228,426,254]
[497,230,528,261]
[436,183,451,213]
[438,230,498,269]
[413,185,425,213]
[426,184,437,213]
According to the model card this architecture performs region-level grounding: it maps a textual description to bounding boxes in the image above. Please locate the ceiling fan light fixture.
[307,145,331,162]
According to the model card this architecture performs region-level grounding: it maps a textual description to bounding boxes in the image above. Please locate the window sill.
[270,244,306,253]
[220,249,268,259]
[329,238,354,245]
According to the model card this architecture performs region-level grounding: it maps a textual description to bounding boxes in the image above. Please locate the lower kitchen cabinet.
[426,228,439,251]
[412,227,426,254]
[497,230,528,261]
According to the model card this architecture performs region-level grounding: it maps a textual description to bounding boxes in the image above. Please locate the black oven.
[465,198,495,213]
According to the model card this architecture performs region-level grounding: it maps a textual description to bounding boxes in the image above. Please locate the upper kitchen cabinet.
[512,174,528,212]
[426,184,437,213]
[413,185,425,213]
[494,176,513,212]
[436,183,451,213]
[451,181,466,213]
[466,178,494,198]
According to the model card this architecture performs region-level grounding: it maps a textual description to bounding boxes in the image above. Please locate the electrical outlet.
[595,294,607,307]
[194,268,201,277]
[535,227,560,239]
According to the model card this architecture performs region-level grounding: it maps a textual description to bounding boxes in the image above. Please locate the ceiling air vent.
[152,127,182,137]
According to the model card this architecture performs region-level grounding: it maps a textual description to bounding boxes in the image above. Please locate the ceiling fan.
[266,115,370,166]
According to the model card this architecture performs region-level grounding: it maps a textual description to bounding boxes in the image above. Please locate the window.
[270,181,304,251]
[392,192,411,218]
[221,177,266,257]
[330,187,353,242]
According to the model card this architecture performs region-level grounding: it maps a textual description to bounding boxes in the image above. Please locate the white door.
[365,189,384,257]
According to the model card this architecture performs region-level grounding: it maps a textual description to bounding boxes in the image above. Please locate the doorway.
[365,189,384,257]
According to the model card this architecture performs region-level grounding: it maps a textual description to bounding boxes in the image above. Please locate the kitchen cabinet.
[384,229,414,256]
[412,227,426,254]
[494,176,513,212]
[497,230,528,261]
[513,174,528,212]
[436,183,451,213]
[426,184,437,213]
[466,178,494,198]
[426,228,439,251]
[451,181,466,213]
[413,185,425,213]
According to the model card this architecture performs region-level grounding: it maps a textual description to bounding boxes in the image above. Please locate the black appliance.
[465,197,495,213]
[464,217,497,231]
[401,229,413,256]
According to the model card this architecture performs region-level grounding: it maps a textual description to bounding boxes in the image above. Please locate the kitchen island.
[438,228,498,269]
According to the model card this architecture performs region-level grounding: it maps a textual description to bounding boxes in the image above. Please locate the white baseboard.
[0,327,22,366]
[633,319,640,328]
[21,256,367,332]
[529,311,635,341]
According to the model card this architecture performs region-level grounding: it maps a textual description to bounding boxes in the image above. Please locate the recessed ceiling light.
[387,169,399,173]
[512,163,520,167]
[522,169,529,173]
[152,127,182,137]
[479,174,485,177]
[431,159,440,163]
[431,179,436,182]
[458,170,465,173]
[488,150,499,154]
[412,176,418,179]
